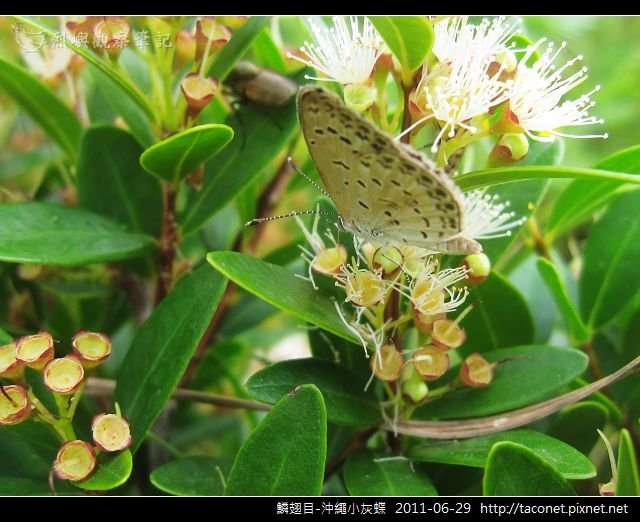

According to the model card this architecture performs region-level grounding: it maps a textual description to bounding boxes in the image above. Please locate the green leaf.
[246,358,380,427]
[455,272,534,358]
[537,257,589,343]
[580,190,640,330]
[209,16,271,81]
[14,16,155,121]
[140,124,234,183]
[224,384,327,496]
[74,450,132,491]
[0,328,12,344]
[483,442,575,495]
[0,202,155,265]
[88,67,156,148]
[77,126,162,236]
[481,179,548,263]
[115,265,228,453]
[369,17,433,76]
[616,429,640,496]
[0,56,82,157]
[344,449,437,495]
[410,429,595,480]
[548,401,609,455]
[414,345,588,420]
[0,423,58,479]
[456,165,640,192]
[207,251,358,343]
[548,145,640,238]
[181,81,300,235]
[150,457,226,496]
[0,476,55,495]
[251,29,288,73]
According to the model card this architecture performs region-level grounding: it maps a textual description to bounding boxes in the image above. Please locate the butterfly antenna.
[287,157,331,199]
[245,209,337,227]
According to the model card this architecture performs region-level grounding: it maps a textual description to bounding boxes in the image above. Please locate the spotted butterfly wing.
[297,86,481,254]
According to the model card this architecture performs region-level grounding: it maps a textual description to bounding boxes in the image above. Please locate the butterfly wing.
[298,86,474,252]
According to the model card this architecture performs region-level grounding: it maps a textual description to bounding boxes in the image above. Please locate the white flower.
[508,40,607,141]
[289,16,384,84]
[433,16,521,67]
[408,262,469,316]
[460,190,525,241]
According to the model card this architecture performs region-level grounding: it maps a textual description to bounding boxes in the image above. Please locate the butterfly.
[297,86,481,255]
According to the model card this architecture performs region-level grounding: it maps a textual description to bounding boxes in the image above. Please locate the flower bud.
[44,356,84,395]
[53,440,96,481]
[93,17,131,57]
[217,16,248,30]
[401,365,429,404]
[313,245,347,276]
[413,345,449,381]
[431,319,466,351]
[372,246,403,277]
[0,385,30,425]
[489,133,529,166]
[181,73,219,117]
[0,343,24,380]
[92,413,132,452]
[72,331,111,369]
[599,481,615,496]
[459,352,494,387]
[372,344,404,381]
[360,243,377,267]
[461,253,491,285]
[17,264,46,281]
[344,84,376,112]
[195,18,232,63]
[343,269,386,307]
[15,331,54,371]
[175,30,196,70]
[413,308,444,334]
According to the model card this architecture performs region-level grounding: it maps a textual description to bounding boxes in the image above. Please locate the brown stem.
[324,427,377,480]
[399,68,421,145]
[156,183,178,303]
[528,217,551,261]
[245,153,295,256]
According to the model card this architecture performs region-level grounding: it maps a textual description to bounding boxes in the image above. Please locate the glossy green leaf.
[88,67,156,148]
[14,16,154,121]
[580,189,640,330]
[308,328,370,379]
[455,272,534,357]
[616,429,640,496]
[208,16,271,81]
[115,265,228,453]
[181,81,300,235]
[140,125,234,183]
[344,449,437,496]
[225,384,326,495]
[77,126,162,236]
[0,56,82,157]
[480,139,560,262]
[0,202,155,265]
[369,17,433,76]
[410,429,595,479]
[548,401,609,455]
[414,345,588,420]
[75,450,132,491]
[548,145,640,238]
[252,29,288,73]
[537,257,589,343]
[0,476,55,495]
[150,457,225,496]
[483,442,575,495]
[456,165,640,192]
[481,179,548,262]
[207,251,357,343]
[246,358,380,427]
[0,423,58,479]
